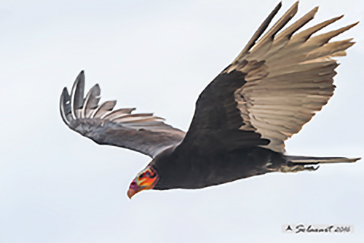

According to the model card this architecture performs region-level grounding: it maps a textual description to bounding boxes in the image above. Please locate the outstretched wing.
[183,2,357,153]
[60,71,185,158]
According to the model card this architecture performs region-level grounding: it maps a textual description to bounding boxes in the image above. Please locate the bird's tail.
[286,155,361,165]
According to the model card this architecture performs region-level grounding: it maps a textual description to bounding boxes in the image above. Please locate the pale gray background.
[0,0,363,242]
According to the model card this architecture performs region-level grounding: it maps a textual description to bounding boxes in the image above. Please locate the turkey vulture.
[60,2,360,198]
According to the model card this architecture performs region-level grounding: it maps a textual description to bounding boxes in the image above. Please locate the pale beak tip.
[127,188,137,199]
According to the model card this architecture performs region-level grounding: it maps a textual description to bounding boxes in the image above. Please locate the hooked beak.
[127,166,159,199]
[127,181,139,199]
[127,188,137,199]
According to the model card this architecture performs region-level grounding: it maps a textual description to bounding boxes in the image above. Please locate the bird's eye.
[138,174,144,179]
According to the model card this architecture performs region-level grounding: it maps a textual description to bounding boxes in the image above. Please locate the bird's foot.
[277,165,319,173]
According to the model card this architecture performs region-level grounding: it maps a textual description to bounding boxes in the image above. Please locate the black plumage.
[151,146,286,190]
[60,2,360,198]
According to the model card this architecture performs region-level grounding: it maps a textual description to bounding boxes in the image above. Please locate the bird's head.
[127,166,159,199]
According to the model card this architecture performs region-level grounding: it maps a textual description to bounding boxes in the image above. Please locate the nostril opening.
[130,181,138,189]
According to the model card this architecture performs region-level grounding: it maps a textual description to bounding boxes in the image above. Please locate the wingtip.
[74,71,85,86]
[77,70,85,81]
[70,71,86,119]
[235,0,283,60]
[275,2,282,12]
[338,21,359,34]
[271,2,283,16]
[352,21,360,27]
[60,87,71,126]
[283,1,298,12]
[60,87,70,104]
[289,1,299,15]
[61,87,68,95]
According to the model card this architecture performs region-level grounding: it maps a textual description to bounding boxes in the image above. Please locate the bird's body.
[60,2,360,198]
[151,69,286,189]
[151,146,284,190]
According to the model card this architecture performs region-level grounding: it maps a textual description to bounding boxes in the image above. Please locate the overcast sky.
[1,0,363,242]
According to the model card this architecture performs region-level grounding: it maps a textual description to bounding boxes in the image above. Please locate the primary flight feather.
[60,2,360,198]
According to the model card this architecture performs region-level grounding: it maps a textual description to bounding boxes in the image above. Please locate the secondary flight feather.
[60,2,360,198]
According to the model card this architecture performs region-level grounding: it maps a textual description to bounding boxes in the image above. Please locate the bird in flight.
[60,2,360,198]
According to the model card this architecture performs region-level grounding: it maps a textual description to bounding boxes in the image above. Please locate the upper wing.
[182,2,357,153]
[60,71,185,158]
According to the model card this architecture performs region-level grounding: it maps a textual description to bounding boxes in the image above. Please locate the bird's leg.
[265,160,319,172]
[277,164,319,173]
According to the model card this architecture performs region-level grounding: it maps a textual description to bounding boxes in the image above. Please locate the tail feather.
[286,155,361,165]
